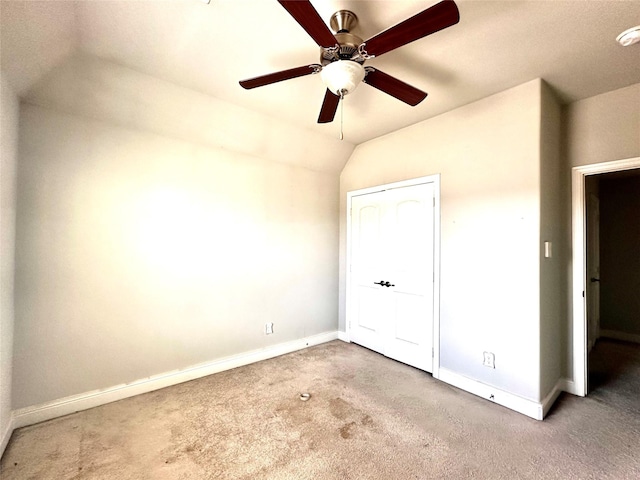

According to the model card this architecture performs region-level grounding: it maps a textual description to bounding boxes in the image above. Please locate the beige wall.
[565,83,640,168]
[13,104,340,409]
[539,82,565,397]
[1,72,19,453]
[340,79,548,401]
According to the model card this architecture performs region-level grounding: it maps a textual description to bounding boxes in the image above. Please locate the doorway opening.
[571,157,640,396]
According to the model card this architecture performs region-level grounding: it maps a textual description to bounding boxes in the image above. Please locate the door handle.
[590,277,600,283]
[374,281,385,286]
[373,280,395,287]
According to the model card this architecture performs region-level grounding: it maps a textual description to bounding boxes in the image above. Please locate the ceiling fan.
[239,0,460,124]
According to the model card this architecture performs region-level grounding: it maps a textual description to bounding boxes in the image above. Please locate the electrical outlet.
[265,322,274,335]
[483,351,495,368]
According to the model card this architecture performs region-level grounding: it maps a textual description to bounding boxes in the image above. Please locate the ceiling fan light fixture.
[321,60,365,97]
[616,26,640,46]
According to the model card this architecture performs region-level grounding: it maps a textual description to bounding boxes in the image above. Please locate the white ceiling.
[2,0,640,145]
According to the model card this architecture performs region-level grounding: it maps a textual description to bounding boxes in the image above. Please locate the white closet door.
[349,182,435,372]
[350,190,387,354]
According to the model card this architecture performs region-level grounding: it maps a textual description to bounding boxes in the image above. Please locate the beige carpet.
[2,339,639,479]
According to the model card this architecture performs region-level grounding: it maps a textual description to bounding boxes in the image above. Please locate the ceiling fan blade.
[278,0,337,48]
[363,68,428,106]
[239,64,321,89]
[362,0,459,58]
[317,89,340,123]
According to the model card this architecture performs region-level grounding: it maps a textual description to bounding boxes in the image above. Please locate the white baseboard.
[559,378,579,396]
[12,331,338,430]
[1,416,15,458]
[541,379,565,418]
[337,331,349,342]
[600,329,640,345]
[438,368,545,420]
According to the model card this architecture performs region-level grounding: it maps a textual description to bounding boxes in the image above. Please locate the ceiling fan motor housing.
[320,10,364,66]
[320,32,364,65]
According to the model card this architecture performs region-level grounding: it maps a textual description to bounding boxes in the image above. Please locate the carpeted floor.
[1,339,639,479]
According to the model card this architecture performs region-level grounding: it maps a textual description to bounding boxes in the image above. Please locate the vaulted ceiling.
[2,0,640,147]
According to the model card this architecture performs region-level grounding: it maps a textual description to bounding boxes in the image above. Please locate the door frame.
[346,175,441,377]
[571,156,640,396]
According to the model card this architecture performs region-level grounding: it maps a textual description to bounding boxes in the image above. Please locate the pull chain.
[339,89,346,141]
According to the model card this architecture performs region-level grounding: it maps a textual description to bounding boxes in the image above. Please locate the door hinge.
[432,347,434,358]
[433,197,435,207]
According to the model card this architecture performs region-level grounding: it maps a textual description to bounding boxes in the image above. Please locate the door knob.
[590,277,600,283]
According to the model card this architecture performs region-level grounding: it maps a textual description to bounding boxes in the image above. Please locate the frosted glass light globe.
[321,60,365,96]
